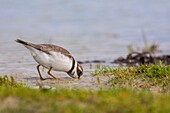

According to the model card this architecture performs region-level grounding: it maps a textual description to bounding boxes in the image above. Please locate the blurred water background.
[0,0,170,75]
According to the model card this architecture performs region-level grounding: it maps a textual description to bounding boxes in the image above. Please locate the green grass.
[1,83,170,113]
[92,64,170,93]
[1,65,170,113]
[0,75,23,88]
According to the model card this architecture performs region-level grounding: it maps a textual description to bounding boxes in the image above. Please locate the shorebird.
[16,39,83,80]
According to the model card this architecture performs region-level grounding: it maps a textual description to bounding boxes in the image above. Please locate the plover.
[16,39,83,80]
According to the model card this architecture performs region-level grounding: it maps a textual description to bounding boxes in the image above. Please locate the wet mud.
[113,52,170,65]
[12,71,110,90]
[79,52,170,66]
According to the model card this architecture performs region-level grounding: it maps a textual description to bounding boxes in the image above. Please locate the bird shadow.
[23,76,73,81]
[23,77,51,81]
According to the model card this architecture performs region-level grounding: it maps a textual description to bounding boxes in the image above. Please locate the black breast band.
[67,56,75,75]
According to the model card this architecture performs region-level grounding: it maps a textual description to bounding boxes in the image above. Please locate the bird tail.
[15,39,43,53]
[15,39,30,46]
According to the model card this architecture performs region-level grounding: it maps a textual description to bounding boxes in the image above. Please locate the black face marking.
[77,67,82,76]
[67,56,75,75]
[77,64,83,79]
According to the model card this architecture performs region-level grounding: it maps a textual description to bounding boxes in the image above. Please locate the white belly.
[28,47,72,72]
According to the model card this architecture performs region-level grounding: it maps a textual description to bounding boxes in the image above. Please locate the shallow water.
[0,0,170,88]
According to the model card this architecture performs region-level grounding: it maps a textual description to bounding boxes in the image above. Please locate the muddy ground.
[12,71,111,90]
